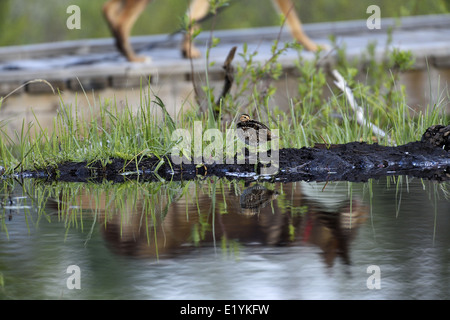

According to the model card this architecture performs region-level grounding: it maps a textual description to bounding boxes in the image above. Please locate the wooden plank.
[0,14,448,61]
[68,77,109,91]
[0,81,23,96]
[0,14,447,94]
[26,80,66,94]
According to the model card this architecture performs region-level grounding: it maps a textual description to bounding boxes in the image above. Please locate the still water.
[0,176,449,300]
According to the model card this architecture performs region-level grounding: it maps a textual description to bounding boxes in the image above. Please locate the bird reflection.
[239,184,279,216]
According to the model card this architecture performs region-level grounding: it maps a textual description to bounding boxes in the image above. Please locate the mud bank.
[17,125,450,183]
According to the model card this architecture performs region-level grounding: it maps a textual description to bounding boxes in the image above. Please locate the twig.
[215,46,237,107]
[187,4,226,114]
[332,69,395,145]
[187,27,202,110]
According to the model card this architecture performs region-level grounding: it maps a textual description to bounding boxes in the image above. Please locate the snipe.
[236,114,272,146]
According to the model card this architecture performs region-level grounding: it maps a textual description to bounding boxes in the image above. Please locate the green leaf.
[152,96,176,134]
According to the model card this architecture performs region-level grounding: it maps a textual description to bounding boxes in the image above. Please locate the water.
[0,177,449,300]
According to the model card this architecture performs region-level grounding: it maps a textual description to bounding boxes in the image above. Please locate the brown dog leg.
[181,0,210,59]
[103,0,151,62]
[272,0,319,51]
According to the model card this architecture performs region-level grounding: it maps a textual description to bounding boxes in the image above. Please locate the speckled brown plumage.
[236,114,272,146]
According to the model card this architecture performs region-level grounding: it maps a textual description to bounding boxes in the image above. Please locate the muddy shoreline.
[10,125,449,183]
[15,141,448,184]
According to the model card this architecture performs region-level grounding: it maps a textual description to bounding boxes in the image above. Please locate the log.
[16,125,450,183]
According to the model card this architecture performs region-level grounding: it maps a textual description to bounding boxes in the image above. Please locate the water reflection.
[40,179,368,267]
[2,177,450,299]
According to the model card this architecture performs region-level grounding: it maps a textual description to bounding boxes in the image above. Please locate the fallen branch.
[332,69,394,145]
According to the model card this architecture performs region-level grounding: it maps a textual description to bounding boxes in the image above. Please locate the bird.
[236,114,272,146]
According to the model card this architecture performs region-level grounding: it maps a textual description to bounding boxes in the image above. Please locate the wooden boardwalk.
[0,14,449,134]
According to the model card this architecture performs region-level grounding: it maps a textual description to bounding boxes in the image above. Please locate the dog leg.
[272,0,319,51]
[103,0,151,62]
[182,0,210,59]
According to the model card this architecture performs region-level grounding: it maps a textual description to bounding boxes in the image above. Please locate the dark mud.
[19,125,450,183]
